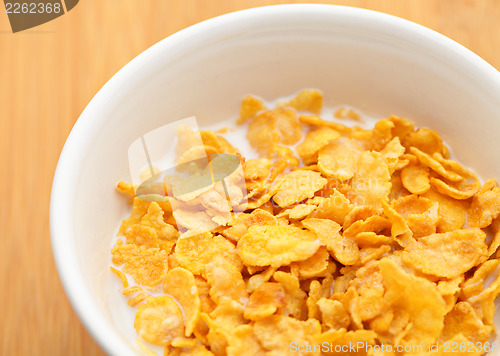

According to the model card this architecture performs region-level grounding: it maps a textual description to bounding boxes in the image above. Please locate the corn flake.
[111,242,168,287]
[254,315,321,355]
[467,180,500,228]
[307,189,353,225]
[275,107,303,145]
[440,302,491,344]
[318,139,363,182]
[423,188,467,232]
[403,128,447,156]
[401,164,431,195]
[401,229,487,278]
[318,298,350,330]
[290,246,329,279]
[302,218,359,265]
[134,296,184,346]
[284,89,323,114]
[237,225,321,267]
[174,232,242,276]
[273,271,308,320]
[222,209,277,242]
[244,282,286,321]
[379,258,446,346]
[237,95,266,124]
[273,170,327,208]
[350,151,391,208]
[246,266,277,294]
[296,127,341,165]
[206,257,248,305]
[226,325,266,356]
[247,110,280,156]
[163,267,201,337]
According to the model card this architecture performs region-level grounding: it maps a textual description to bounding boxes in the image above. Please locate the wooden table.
[1,1,499,355]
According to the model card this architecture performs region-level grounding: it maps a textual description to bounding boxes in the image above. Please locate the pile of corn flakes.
[111,90,500,355]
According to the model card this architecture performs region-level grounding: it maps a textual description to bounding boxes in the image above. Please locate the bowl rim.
[50,4,500,355]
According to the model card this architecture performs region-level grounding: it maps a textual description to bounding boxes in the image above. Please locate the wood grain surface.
[1,1,499,355]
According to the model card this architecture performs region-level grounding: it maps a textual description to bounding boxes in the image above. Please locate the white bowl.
[51,4,500,355]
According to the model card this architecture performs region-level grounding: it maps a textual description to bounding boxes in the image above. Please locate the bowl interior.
[51,4,500,355]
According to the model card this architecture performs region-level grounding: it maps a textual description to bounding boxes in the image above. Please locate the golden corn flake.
[296,127,341,165]
[247,110,280,156]
[113,91,500,355]
[222,209,277,242]
[379,258,446,346]
[134,296,184,346]
[110,266,129,288]
[125,202,178,252]
[244,282,286,321]
[406,203,439,239]
[254,315,321,355]
[141,202,178,239]
[175,124,204,160]
[302,218,359,265]
[174,232,242,276]
[299,114,351,134]
[403,128,447,156]
[273,271,308,320]
[307,189,353,225]
[200,130,231,154]
[354,232,392,248]
[358,245,392,265]
[117,181,135,197]
[401,164,431,195]
[119,197,153,234]
[431,171,480,200]
[440,301,491,344]
[306,280,322,320]
[347,262,387,323]
[163,267,201,337]
[290,246,329,279]
[172,208,220,234]
[194,276,217,315]
[237,95,266,124]
[410,147,462,182]
[272,170,327,208]
[350,151,391,208]
[423,187,468,233]
[237,225,321,267]
[380,137,407,174]
[343,205,380,229]
[243,158,273,180]
[128,292,149,307]
[343,215,391,239]
[318,138,363,181]
[246,266,277,294]
[334,107,361,121]
[401,229,487,278]
[467,179,500,228]
[226,325,266,356]
[284,89,323,114]
[275,107,303,145]
[388,115,415,141]
[280,203,317,220]
[205,257,249,305]
[318,298,350,330]
[351,118,394,151]
[437,276,463,313]
[381,201,412,248]
[111,242,168,287]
